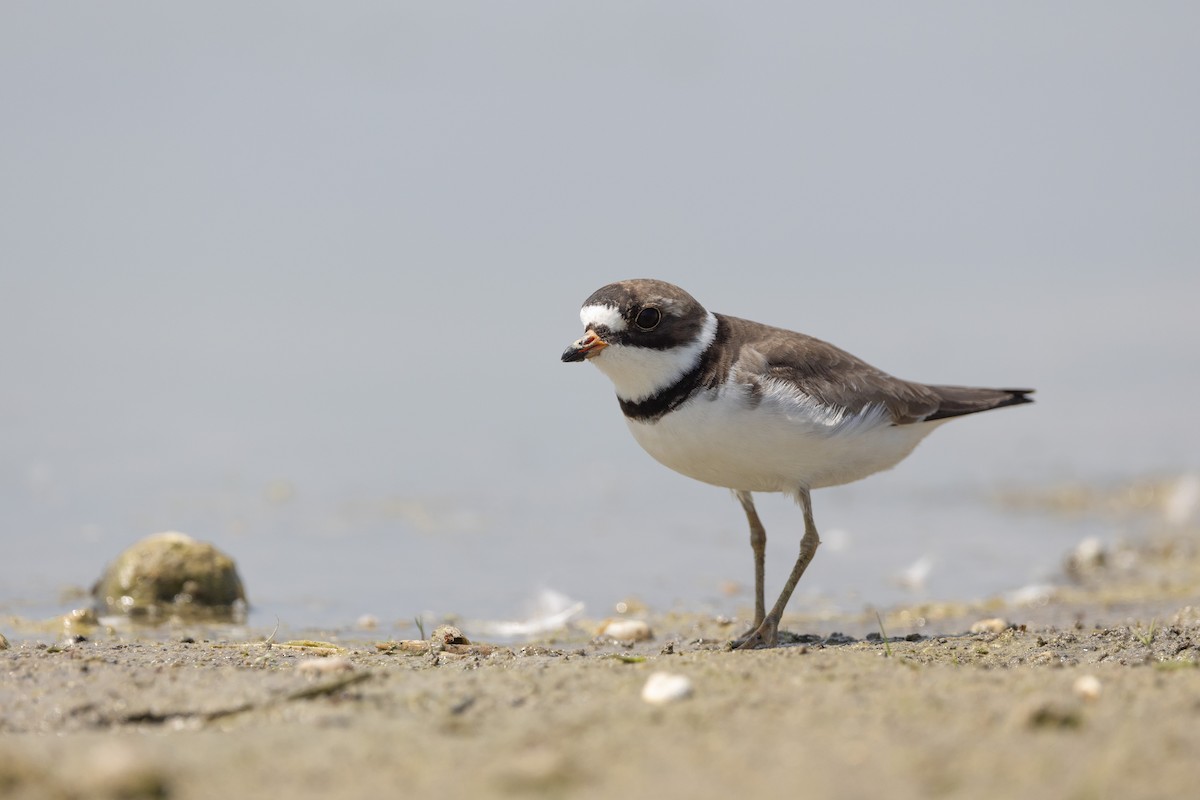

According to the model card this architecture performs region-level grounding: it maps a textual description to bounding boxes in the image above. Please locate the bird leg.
[733,490,767,631]
[736,487,821,650]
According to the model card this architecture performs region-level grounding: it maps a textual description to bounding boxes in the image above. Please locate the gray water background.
[3,3,1197,630]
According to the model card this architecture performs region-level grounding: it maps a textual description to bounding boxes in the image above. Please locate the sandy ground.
[3,516,1200,799]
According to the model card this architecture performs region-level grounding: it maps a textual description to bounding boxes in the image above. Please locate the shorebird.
[562,279,1032,648]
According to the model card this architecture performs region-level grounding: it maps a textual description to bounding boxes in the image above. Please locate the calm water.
[5,271,1195,631]
[3,5,1198,633]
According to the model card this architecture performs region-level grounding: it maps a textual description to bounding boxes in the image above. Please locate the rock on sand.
[92,531,247,620]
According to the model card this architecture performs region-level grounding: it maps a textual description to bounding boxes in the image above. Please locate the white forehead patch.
[579,304,626,332]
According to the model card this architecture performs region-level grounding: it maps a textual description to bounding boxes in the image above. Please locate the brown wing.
[721,314,1032,425]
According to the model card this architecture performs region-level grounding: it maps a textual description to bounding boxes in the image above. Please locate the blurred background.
[2,3,1197,632]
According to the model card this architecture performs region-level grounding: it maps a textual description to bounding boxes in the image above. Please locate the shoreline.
[3,519,1199,800]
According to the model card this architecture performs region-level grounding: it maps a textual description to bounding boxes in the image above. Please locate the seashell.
[597,618,653,642]
[641,671,693,705]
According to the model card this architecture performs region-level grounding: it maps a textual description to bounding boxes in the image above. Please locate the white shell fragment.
[641,671,694,705]
[969,618,1011,634]
[1073,674,1102,701]
[297,656,354,677]
[597,618,653,642]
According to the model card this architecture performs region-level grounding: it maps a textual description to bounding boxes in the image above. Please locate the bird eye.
[634,307,661,330]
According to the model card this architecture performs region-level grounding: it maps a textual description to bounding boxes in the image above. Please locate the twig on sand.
[103,671,372,727]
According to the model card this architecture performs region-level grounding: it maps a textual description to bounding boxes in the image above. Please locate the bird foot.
[732,619,779,650]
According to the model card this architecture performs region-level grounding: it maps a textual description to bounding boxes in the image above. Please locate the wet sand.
[3,521,1200,799]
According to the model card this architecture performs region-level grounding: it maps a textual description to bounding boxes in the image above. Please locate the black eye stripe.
[634,307,661,330]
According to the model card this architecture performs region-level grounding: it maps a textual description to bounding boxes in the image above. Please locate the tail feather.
[925,386,1034,422]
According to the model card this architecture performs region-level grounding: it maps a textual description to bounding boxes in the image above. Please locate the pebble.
[431,624,470,645]
[297,656,355,677]
[0,632,8,650]
[91,531,246,617]
[597,618,653,642]
[970,618,1011,634]
[641,671,694,705]
[1073,674,1102,701]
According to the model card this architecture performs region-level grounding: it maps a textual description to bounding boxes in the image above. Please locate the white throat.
[588,311,718,403]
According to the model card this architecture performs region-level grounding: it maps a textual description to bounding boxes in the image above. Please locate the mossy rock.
[92,532,248,621]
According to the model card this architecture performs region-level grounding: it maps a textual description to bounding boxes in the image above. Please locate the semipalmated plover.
[562,279,1033,649]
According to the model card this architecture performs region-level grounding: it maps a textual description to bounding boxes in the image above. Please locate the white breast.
[625,378,946,492]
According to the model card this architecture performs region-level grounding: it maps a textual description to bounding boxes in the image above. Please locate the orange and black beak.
[561,329,609,363]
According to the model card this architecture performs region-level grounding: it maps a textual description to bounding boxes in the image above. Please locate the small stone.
[431,624,470,645]
[597,618,653,642]
[0,632,8,650]
[970,618,1010,634]
[1073,674,1102,701]
[641,671,694,705]
[297,656,355,677]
